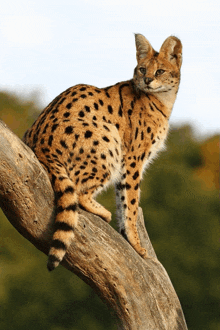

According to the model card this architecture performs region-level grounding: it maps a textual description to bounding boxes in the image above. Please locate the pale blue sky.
[0,0,219,136]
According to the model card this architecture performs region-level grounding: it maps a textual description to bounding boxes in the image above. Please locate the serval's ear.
[160,36,182,68]
[135,34,154,62]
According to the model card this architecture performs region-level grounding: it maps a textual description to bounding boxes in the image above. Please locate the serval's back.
[23,34,182,271]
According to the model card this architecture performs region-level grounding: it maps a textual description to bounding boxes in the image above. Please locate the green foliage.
[0,91,40,138]
[0,92,219,329]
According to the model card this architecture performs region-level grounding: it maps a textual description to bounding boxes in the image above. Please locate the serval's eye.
[155,69,165,76]
[139,67,146,75]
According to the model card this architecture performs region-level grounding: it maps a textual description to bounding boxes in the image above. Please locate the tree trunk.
[0,120,188,330]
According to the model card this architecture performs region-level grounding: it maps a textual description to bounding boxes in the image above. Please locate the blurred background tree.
[0,91,219,330]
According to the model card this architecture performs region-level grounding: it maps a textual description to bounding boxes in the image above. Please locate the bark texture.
[0,120,188,330]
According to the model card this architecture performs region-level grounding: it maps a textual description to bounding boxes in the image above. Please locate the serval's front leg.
[115,160,148,259]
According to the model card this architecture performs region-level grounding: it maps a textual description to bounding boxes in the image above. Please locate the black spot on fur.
[51,123,59,132]
[78,111,85,117]
[103,125,110,132]
[41,148,50,154]
[81,177,89,184]
[60,140,68,149]
[65,126,74,135]
[66,103,72,109]
[141,152,145,161]
[85,130,93,138]
[118,106,123,117]
[130,162,136,168]
[64,112,70,118]
[102,136,110,142]
[48,135,53,146]
[134,183,139,190]
[133,171,139,180]
[56,149,62,155]
[108,105,113,114]
[126,183,131,190]
[85,106,90,112]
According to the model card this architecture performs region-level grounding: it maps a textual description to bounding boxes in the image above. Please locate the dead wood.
[0,120,188,330]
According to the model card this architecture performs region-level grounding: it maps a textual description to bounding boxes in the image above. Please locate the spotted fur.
[23,34,182,271]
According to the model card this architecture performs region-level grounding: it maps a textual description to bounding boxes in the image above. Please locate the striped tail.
[47,175,78,271]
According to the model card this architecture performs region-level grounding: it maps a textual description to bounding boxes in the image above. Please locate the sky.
[0,0,219,137]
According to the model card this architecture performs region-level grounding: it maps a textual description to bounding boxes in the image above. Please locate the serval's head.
[133,34,182,95]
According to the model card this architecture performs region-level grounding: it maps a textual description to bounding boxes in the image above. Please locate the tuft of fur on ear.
[160,36,182,68]
[135,34,154,62]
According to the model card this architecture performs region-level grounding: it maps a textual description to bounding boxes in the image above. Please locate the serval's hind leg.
[78,189,111,223]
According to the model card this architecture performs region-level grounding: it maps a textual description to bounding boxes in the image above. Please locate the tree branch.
[0,120,188,330]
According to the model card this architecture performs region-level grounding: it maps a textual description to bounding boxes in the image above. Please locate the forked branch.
[0,120,188,330]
